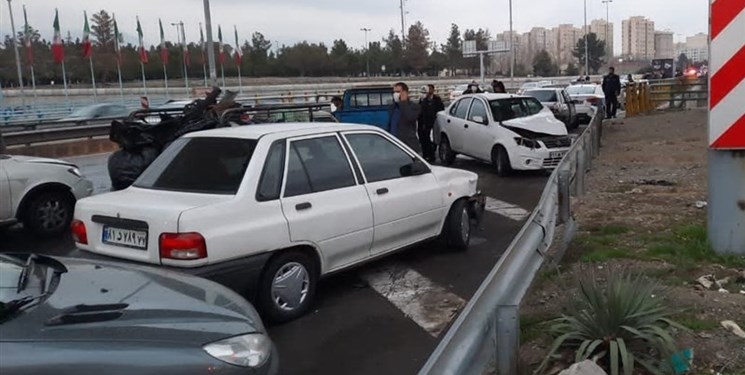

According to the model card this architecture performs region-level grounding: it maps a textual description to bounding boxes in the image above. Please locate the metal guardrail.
[4,124,111,146]
[418,109,604,375]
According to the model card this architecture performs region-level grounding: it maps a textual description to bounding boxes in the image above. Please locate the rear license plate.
[102,225,148,250]
[550,151,566,159]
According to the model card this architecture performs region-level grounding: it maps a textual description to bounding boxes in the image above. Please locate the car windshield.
[0,254,64,323]
[567,86,597,95]
[134,137,257,195]
[524,90,558,102]
[490,98,533,122]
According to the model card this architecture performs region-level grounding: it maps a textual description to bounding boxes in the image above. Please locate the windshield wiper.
[0,293,48,323]
[16,254,38,293]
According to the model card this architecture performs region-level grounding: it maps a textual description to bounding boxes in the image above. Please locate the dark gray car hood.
[1,256,263,345]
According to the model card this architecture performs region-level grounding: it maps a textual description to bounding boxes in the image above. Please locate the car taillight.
[586,97,599,105]
[71,220,88,244]
[159,233,207,260]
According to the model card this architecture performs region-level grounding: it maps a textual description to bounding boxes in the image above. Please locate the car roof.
[524,87,562,92]
[459,93,532,100]
[185,122,379,140]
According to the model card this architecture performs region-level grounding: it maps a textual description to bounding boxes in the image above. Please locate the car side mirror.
[400,159,430,177]
[472,115,487,125]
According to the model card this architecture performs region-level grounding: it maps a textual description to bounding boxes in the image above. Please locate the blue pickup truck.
[332,86,395,131]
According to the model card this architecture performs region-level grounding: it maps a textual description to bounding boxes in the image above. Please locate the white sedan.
[566,84,605,123]
[73,123,485,323]
[0,154,93,235]
[435,93,572,176]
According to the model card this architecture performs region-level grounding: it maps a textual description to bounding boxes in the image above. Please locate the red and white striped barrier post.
[708,0,745,255]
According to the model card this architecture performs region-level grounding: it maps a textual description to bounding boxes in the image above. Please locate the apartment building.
[622,16,655,60]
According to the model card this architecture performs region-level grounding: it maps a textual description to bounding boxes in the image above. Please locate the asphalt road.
[0,152,549,375]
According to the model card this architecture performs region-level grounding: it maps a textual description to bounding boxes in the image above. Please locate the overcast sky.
[0,0,709,55]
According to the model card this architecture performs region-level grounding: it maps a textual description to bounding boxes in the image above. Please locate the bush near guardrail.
[418,109,605,375]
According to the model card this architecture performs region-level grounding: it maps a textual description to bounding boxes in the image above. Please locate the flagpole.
[237,65,242,94]
[29,65,37,104]
[203,60,208,87]
[61,60,69,104]
[6,0,26,106]
[117,60,124,105]
[221,64,225,88]
[200,22,207,87]
[23,5,36,106]
[89,55,97,102]
[163,63,169,99]
[141,62,148,96]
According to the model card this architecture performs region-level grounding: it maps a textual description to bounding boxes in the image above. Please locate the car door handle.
[464,124,469,128]
[376,188,389,195]
[447,119,451,123]
[295,202,312,211]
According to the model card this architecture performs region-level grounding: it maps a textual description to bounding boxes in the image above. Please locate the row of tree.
[0,10,608,87]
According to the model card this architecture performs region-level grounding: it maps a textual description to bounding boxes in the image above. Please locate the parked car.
[0,253,278,375]
[72,123,485,323]
[516,80,552,95]
[0,155,93,236]
[59,104,131,125]
[434,93,572,176]
[332,86,394,130]
[565,84,605,124]
[449,83,492,102]
[523,88,578,130]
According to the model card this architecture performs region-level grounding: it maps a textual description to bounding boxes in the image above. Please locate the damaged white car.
[435,93,572,176]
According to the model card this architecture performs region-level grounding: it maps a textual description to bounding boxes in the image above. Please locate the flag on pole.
[52,9,65,64]
[23,5,33,65]
[218,25,225,65]
[159,19,168,64]
[182,25,191,68]
[82,11,92,58]
[199,24,206,62]
[137,17,149,64]
[234,25,242,66]
[113,16,123,64]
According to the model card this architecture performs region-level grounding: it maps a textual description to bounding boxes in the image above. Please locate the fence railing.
[418,109,604,375]
[625,77,708,117]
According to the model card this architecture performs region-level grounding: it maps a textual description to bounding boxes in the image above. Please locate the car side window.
[345,133,419,183]
[468,100,488,124]
[523,98,544,116]
[284,136,356,198]
[382,92,394,105]
[256,140,286,201]
[352,94,370,107]
[453,98,472,119]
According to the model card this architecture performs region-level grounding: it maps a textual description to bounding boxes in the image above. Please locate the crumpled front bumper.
[467,191,486,226]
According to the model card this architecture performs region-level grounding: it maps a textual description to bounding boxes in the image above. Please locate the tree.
[383,29,404,75]
[405,21,430,74]
[247,32,272,76]
[532,50,557,76]
[676,53,689,70]
[330,39,352,75]
[565,62,580,76]
[443,23,462,75]
[91,10,114,47]
[463,28,491,74]
[572,33,606,74]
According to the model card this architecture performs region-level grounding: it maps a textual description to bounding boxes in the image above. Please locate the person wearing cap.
[418,84,444,162]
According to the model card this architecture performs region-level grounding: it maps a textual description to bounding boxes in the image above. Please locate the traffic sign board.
[709,0,745,149]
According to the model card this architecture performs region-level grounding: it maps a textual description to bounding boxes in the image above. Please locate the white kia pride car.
[0,154,93,236]
[73,123,484,323]
[435,93,572,176]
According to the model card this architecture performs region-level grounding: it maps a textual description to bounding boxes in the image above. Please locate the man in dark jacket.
[388,82,422,154]
[602,66,622,119]
[418,84,445,162]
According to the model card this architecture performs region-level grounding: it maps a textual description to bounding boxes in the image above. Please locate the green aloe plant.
[536,270,688,375]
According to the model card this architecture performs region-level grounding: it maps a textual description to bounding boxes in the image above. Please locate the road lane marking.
[484,197,530,222]
[361,264,466,337]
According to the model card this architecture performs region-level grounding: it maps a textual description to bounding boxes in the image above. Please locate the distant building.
[622,16,655,60]
[590,19,614,58]
[554,24,583,65]
[528,27,557,57]
[675,32,709,62]
[654,31,674,59]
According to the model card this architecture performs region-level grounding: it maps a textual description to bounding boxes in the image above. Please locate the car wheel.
[439,136,456,165]
[23,190,74,237]
[444,199,470,251]
[258,251,318,324]
[492,146,512,177]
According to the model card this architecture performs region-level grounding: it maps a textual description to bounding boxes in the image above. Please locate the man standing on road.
[388,82,422,154]
[418,84,444,162]
[602,66,622,119]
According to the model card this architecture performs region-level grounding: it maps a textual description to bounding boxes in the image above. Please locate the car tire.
[22,190,74,237]
[492,146,512,177]
[439,136,456,165]
[444,199,470,251]
[258,251,319,324]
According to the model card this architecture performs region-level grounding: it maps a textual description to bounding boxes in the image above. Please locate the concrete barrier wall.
[7,137,118,158]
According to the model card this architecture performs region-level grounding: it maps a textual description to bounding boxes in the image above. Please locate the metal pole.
[117,60,124,105]
[509,0,514,86]
[141,62,148,96]
[163,62,170,99]
[221,64,225,88]
[399,0,406,43]
[602,0,612,58]
[203,0,218,87]
[708,151,745,255]
[180,22,189,96]
[61,60,69,104]
[479,52,485,84]
[584,0,589,75]
[200,22,208,87]
[361,27,371,78]
[89,56,97,102]
[29,65,37,104]
[7,0,26,105]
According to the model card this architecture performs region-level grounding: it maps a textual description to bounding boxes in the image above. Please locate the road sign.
[488,40,510,53]
[462,40,477,57]
[708,0,745,149]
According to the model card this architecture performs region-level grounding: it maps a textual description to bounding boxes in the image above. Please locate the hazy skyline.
[0,0,709,55]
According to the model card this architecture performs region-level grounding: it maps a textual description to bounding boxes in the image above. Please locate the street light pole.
[602,0,613,59]
[584,0,589,76]
[361,27,371,78]
[6,0,26,105]
[399,0,406,44]
[203,0,217,87]
[509,0,514,87]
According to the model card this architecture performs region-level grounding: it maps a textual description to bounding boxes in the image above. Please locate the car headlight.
[203,333,272,368]
[514,137,541,149]
[68,167,83,178]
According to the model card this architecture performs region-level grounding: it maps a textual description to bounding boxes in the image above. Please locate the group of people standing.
[387,82,444,163]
